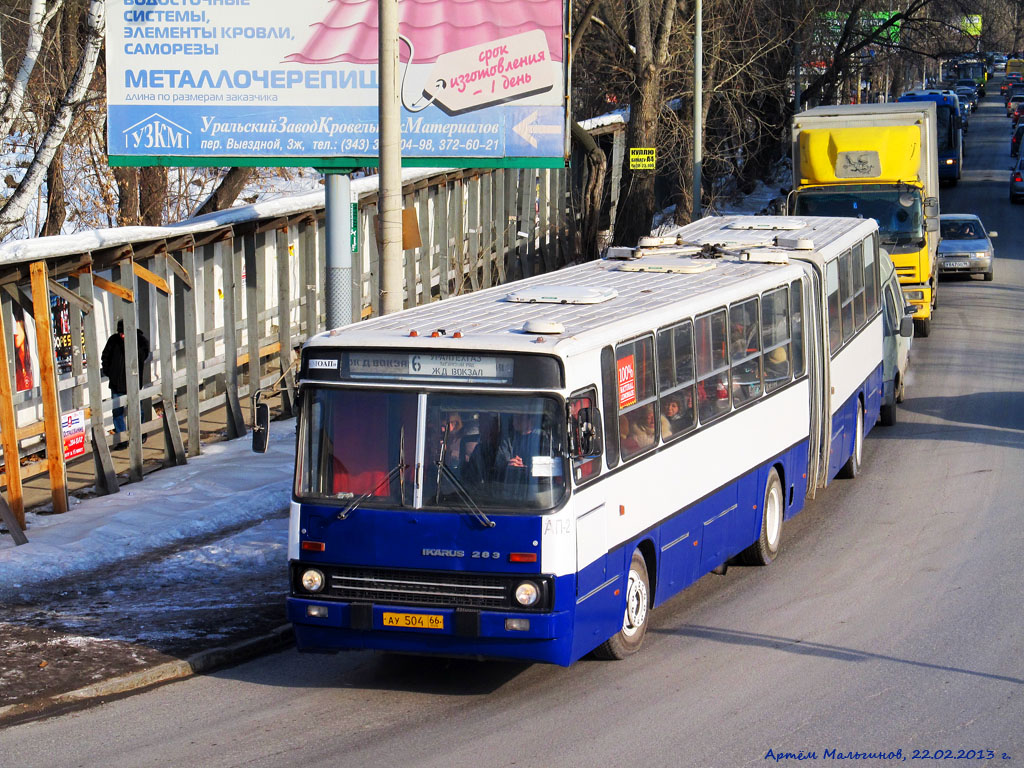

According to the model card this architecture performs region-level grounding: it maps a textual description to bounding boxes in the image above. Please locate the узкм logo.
[121,113,191,151]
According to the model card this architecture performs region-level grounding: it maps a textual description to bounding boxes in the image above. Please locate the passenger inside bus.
[438,411,478,471]
[661,393,693,436]
[697,375,730,423]
[628,404,657,449]
[497,412,546,476]
[619,415,640,454]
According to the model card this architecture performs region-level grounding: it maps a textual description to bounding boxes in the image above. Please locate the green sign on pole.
[351,203,359,253]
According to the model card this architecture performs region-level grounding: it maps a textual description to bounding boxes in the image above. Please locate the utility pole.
[379,0,403,314]
[692,0,703,222]
[324,174,354,329]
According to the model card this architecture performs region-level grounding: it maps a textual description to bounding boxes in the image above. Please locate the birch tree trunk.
[0,0,65,138]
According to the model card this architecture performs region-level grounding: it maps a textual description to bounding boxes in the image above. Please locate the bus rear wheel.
[594,550,650,660]
[740,468,783,565]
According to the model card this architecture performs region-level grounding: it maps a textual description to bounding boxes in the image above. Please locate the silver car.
[937,214,996,281]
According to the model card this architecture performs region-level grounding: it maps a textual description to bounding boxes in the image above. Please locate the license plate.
[945,261,969,268]
[383,612,444,630]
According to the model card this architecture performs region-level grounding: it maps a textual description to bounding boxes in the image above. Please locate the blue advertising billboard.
[107,0,568,168]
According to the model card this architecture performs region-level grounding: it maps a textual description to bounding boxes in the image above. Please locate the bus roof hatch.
[505,285,618,305]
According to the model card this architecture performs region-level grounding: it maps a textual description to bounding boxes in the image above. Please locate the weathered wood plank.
[29,261,69,512]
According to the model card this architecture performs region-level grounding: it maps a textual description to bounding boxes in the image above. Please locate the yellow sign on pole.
[630,148,657,170]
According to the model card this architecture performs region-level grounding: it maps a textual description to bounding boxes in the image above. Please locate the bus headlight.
[514,581,540,606]
[301,568,325,593]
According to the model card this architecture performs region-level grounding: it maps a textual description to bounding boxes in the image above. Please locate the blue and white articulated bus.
[257,215,884,666]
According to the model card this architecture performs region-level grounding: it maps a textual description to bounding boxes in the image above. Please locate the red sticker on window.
[617,355,637,408]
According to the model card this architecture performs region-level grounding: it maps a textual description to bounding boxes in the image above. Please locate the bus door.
[799,264,831,496]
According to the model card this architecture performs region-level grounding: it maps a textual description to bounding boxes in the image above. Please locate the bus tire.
[879,401,897,426]
[914,318,931,338]
[838,401,864,479]
[740,468,783,565]
[594,550,650,660]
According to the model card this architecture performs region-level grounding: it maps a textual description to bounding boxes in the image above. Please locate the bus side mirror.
[899,315,914,338]
[252,394,270,453]
[925,218,939,232]
[924,198,939,218]
[570,407,603,459]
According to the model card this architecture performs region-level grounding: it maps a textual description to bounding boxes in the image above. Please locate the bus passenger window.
[616,336,657,460]
[826,260,842,354]
[695,309,730,423]
[730,298,762,406]
[657,320,696,440]
[851,243,867,330]
[863,236,879,316]
[839,250,855,342]
[761,287,791,393]
[790,279,805,377]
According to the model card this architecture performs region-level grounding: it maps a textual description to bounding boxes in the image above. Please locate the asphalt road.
[4,99,1023,768]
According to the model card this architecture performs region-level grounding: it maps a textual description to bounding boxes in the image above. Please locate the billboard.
[960,15,982,36]
[106,0,568,168]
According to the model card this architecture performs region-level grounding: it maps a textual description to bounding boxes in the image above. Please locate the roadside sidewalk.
[0,419,298,725]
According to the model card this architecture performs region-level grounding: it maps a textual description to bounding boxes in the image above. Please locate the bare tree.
[0,0,102,239]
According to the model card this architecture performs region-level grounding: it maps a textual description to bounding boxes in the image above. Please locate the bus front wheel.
[741,468,784,565]
[594,550,650,660]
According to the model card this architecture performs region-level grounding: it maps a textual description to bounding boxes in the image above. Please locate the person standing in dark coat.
[101,319,150,447]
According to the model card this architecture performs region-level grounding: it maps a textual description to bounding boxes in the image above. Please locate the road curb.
[0,624,293,727]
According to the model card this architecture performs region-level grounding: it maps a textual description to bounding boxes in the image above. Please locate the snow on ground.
[0,419,296,603]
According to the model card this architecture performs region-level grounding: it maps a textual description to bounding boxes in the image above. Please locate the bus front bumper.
[287,597,575,664]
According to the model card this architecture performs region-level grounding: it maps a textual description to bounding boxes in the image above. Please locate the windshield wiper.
[337,426,407,520]
[435,459,496,528]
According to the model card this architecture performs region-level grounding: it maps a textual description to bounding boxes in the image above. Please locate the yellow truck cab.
[790,103,940,337]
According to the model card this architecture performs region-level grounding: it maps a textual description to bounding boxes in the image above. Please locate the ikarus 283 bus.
[253,215,885,666]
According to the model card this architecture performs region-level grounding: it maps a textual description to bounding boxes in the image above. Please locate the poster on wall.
[51,295,74,375]
[12,304,33,393]
[106,0,568,168]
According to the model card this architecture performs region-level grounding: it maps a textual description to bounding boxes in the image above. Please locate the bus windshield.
[296,388,567,512]
[794,187,923,245]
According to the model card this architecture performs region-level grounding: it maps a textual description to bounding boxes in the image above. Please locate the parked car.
[1010,123,1024,156]
[879,251,913,426]
[938,214,996,281]
[1010,153,1024,203]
